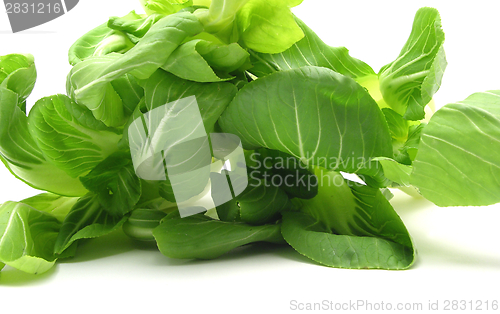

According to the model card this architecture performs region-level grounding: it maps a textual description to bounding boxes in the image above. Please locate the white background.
[1,1,500,313]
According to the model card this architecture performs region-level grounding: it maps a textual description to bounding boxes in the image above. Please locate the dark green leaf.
[153,214,284,259]
[80,151,142,216]
[282,211,414,270]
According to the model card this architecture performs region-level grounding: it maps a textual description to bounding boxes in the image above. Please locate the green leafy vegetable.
[162,39,249,82]
[20,193,78,223]
[411,91,500,206]
[194,0,304,53]
[1,0,499,278]
[0,55,87,196]
[67,12,203,127]
[68,11,144,65]
[219,66,393,175]
[123,207,167,241]
[28,94,122,178]
[0,202,61,274]
[283,168,414,269]
[54,194,128,254]
[80,151,142,216]
[379,7,446,121]
[153,213,284,259]
[249,17,374,79]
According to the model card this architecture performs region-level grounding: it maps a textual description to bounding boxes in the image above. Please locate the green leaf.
[54,194,127,254]
[373,157,412,187]
[0,54,36,104]
[249,17,374,79]
[68,11,142,66]
[379,7,446,120]
[162,39,249,82]
[28,94,121,178]
[108,12,164,40]
[238,180,290,225]
[153,213,284,259]
[110,74,145,117]
[196,0,303,54]
[0,56,87,196]
[213,173,290,225]
[20,193,78,223]
[382,108,409,143]
[395,123,426,164]
[140,70,237,133]
[80,151,142,216]
[219,66,392,175]
[282,211,414,270]
[127,70,237,204]
[248,148,318,199]
[411,91,500,206]
[233,0,303,54]
[283,168,414,270]
[139,0,193,15]
[0,202,60,274]
[215,201,240,222]
[67,12,203,127]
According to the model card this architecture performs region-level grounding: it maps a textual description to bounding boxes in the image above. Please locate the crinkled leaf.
[0,202,60,274]
[54,194,127,254]
[0,53,36,104]
[0,56,87,196]
[411,91,500,206]
[28,94,121,178]
[153,213,284,259]
[67,12,203,127]
[68,11,142,66]
[379,7,446,120]
[108,12,164,40]
[249,17,374,79]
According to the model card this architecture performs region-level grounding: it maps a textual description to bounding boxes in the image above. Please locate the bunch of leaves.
[1,0,499,276]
